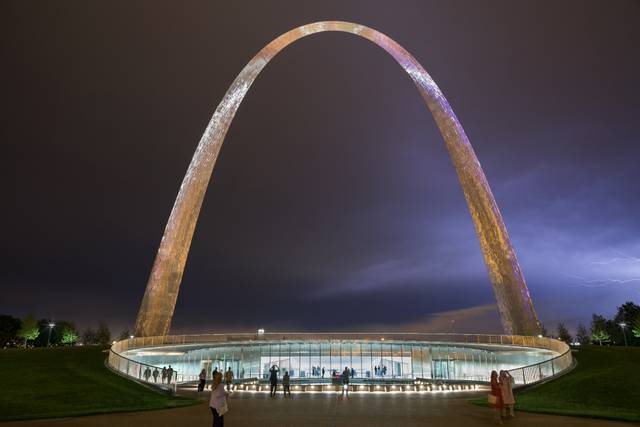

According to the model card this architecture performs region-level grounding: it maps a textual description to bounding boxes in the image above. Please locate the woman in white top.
[499,370,516,418]
[209,371,229,427]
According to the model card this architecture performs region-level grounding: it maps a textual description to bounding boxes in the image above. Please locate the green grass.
[0,346,199,421]
[471,345,640,422]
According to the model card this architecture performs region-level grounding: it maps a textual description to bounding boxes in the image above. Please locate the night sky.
[2,1,639,335]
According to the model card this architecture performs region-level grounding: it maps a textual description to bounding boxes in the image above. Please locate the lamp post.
[619,323,628,347]
[46,322,56,347]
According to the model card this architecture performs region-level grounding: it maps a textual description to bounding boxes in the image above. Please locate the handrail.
[112,332,569,355]
[108,348,178,393]
[506,346,573,387]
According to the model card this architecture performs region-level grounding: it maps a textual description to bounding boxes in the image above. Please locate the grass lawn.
[471,345,640,422]
[0,346,200,421]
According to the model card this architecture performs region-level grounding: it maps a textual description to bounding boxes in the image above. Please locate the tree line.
[550,301,640,346]
[0,314,123,348]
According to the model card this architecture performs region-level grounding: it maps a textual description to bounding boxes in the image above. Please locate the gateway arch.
[134,21,541,337]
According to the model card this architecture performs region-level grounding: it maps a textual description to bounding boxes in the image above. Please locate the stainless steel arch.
[134,21,541,337]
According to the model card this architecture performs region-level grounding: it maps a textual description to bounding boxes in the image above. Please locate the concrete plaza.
[4,390,634,427]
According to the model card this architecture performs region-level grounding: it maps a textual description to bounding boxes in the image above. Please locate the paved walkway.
[3,391,634,426]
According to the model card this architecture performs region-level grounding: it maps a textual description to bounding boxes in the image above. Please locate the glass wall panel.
[320,343,330,379]
[310,342,320,378]
[289,343,299,378]
[330,342,341,376]
[380,343,392,378]
[359,343,370,378]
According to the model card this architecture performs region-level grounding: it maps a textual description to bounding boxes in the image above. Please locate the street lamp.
[619,323,628,347]
[46,322,56,347]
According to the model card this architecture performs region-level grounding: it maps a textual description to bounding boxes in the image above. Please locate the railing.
[108,347,178,393]
[506,345,573,387]
[108,332,572,390]
[112,332,569,353]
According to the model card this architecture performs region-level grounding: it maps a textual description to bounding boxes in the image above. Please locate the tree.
[33,319,56,347]
[632,315,640,339]
[119,330,130,341]
[0,314,21,347]
[61,325,79,345]
[576,323,590,345]
[540,325,548,337]
[557,323,572,344]
[96,322,111,346]
[82,327,97,345]
[17,315,40,346]
[590,314,614,345]
[592,329,610,346]
[614,301,640,326]
[613,301,640,345]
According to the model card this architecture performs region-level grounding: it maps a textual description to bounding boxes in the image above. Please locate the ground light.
[618,323,628,346]
[46,322,55,347]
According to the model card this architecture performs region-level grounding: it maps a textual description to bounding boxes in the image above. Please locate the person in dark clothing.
[152,367,159,383]
[167,365,174,384]
[341,366,350,396]
[322,367,325,378]
[161,366,167,383]
[198,368,207,392]
[283,370,291,397]
[143,366,151,382]
[269,365,279,397]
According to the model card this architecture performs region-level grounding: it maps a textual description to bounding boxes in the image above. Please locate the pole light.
[47,322,56,347]
[619,323,628,347]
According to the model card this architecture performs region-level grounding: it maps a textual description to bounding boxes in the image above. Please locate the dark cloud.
[2,0,639,334]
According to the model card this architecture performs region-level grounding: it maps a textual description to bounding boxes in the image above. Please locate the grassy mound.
[0,346,199,421]
[471,345,640,422]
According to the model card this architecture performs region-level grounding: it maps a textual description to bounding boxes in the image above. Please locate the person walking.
[321,367,325,378]
[499,370,516,418]
[269,365,279,397]
[341,366,350,396]
[489,370,504,425]
[209,371,228,427]
[161,366,167,384]
[152,367,159,383]
[143,366,151,382]
[283,370,291,397]
[167,365,174,384]
[198,368,207,392]
[224,367,234,392]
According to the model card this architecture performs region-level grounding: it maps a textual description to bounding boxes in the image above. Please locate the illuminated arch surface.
[134,21,541,337]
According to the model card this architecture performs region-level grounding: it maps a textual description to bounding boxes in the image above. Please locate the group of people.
[142,365,173,384]
[269,365,293,397]
[204,365,517,426]
[198,367,234,393]
[489,370,516,425]
[373,365,387,376]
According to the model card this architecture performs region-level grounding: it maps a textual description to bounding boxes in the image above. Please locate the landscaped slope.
[472,345,640,422]
[0,346,199,421]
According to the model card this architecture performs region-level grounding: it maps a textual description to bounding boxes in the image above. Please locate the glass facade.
[125,340,557,384]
